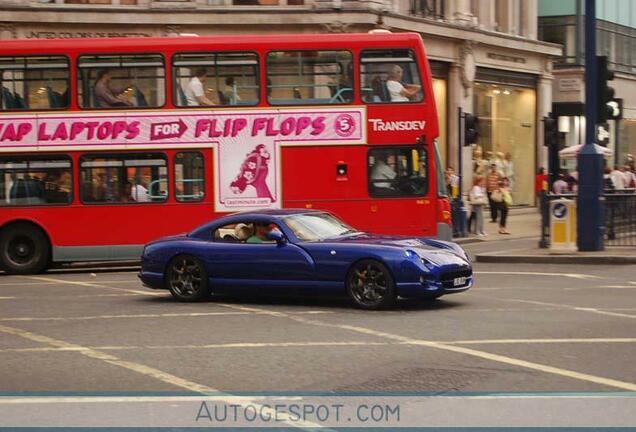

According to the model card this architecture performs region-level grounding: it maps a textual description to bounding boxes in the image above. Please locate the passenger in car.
[247,222,274,244]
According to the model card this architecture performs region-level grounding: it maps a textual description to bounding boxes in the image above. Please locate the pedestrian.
[610,165,625,189]
[445,166,459,199]
[553,172,568,194]
[622,165,636,189]
[603,167,615,192]
[486,163,500,222]
[535,167,547,194]
[469,176,488,236]
[499,178,512,235]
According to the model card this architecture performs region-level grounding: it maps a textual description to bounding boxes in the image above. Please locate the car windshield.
[283,213,357,241]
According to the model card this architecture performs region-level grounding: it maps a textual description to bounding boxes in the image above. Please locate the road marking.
[22,276,163,297]
[0,324,323,429]
[502,299,636,320]
[0,280,142,287]
[0,310,332,322]
[217,303,636,391]
[474,271,601,280]
[595,285,636,289]
[0,296,15,300]
[445,338,636,345]
[0,340,392,354]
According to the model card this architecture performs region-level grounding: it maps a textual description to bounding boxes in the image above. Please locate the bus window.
[0,157,72,206]
[0,56,69,111]
[80,153,168,204]
[174,152,205,202]
[267,50,353,105]
[360,49,423,104]
[368,147,428,197]
[172,52,259,107]
[77,54,165,109]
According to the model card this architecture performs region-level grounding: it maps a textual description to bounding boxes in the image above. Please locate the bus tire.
[0,223,50,275]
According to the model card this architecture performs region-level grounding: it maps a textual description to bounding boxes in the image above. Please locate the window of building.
[172,52,259,107]
[0,157,72,206]
[368,147,428,197]
[79,153,167,203]
[77,54,165,109]
[360,49,423,104]
[174,152,205,202]
[267,50,353,105]
[0,56,69,111]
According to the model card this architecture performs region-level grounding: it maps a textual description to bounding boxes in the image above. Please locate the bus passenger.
[370,152,397,192]
[186,68,215,107]
[94,69,132,108]
[386,65,421,102]
[131,180,150,202]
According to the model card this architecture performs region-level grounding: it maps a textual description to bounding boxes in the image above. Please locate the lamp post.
[577,0,605,251]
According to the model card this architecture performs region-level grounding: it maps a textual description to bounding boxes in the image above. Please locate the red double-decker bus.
[0,32,449,274]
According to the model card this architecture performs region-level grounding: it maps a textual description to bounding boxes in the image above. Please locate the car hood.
[321,234,470,266]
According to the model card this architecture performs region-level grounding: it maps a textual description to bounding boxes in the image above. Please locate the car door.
[206,222,315,288]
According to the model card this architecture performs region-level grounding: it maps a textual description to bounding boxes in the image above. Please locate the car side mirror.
[266,230,286,245]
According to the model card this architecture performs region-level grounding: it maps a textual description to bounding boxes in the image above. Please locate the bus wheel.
[0,223,50,274]
[346,259,396,310]
[166,255,209,302]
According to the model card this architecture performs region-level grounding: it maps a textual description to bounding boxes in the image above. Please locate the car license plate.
[453,277,467,287]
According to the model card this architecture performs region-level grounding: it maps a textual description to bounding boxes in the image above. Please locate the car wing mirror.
[266,230,286,245]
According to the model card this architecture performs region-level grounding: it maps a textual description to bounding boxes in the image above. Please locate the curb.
[475,254,636,265]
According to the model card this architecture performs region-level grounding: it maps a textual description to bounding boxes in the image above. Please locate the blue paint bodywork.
[138,209,472,299]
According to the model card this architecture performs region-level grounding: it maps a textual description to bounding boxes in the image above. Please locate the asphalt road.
[1,245,635,394]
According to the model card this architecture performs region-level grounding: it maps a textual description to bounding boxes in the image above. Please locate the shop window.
[360,49,423,104]
[77,54,165,109]
[267,50,353,105]
[0,56,69,111]
[172,52,259,107]
[80,153,168,203]
[367,147,428,197]
[174,152,205,202]
[0,157,72,206]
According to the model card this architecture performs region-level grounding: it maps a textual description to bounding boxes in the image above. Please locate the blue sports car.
[139,209,472,309]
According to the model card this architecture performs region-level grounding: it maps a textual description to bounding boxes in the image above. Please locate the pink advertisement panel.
[0,107,366,211]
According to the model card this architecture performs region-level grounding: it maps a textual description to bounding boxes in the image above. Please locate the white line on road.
[474,271,602,280]
[216,303,636,391]
[502,299,636,320]
[445,338,636,345]
[22,276,163,297]
[0,324,324,429]
[0,296,16,300]
[0,340,392,353]
[0,309,333,322]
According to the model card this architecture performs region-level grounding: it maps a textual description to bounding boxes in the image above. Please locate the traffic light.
[463,113,479,146]
[543,113,558,147]
[596,56,616,123]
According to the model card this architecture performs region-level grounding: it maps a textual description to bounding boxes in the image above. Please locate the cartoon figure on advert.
[230,144,274,201]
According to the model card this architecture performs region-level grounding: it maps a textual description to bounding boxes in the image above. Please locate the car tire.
[166,255,210,302]
[0,223,50,275]
[346,259,396,310]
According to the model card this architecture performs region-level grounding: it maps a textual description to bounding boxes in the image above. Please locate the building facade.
[0,0,561,205]
[539,0,636,169]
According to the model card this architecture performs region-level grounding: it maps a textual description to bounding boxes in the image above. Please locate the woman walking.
[469,176,487,236]
[497,179,512,235]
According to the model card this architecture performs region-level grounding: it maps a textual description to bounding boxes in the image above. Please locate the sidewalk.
[455,207,541,244]
[454,207,636,264]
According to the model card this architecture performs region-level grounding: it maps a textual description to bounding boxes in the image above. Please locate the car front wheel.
[166,255,209,302]
[346,259,396,310]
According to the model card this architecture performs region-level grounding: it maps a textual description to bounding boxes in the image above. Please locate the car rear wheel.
[346,259,396,310]
[0,223,49,275]
[166,255,209,302]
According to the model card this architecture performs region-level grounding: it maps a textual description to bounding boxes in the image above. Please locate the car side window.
[212,222,281,244]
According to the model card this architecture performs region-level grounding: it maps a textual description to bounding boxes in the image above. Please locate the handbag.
[503,190,513,206]
[491,189,503,203]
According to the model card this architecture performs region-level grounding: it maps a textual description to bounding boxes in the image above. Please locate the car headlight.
[420,257,436,270]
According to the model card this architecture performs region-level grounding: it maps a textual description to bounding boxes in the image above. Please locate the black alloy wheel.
[346,259,396,310]
[0,223,49,274]
[167,255,209,302]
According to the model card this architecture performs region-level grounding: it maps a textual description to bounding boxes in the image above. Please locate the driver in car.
[247,222,277,244]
